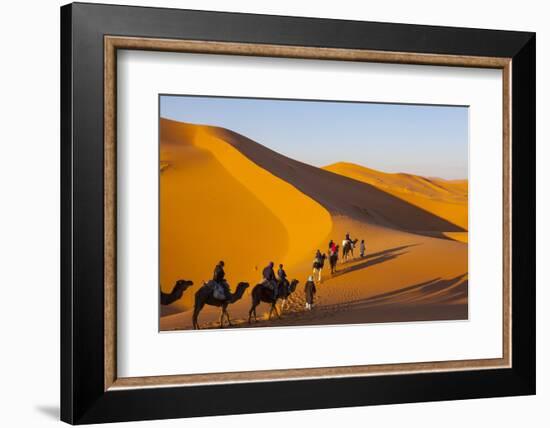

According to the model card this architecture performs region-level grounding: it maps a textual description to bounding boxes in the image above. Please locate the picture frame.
[60,2,535,424]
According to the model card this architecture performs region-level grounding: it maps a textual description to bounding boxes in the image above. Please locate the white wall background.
[0,0,546,426]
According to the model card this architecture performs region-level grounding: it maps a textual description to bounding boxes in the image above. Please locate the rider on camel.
[213,260,230,300]
[277,263,289,293]
[329,240,337,256]
[262,262,278,300]
[345,233,356,250]
[315,249,322,263]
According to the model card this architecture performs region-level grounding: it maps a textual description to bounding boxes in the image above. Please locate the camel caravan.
[160,233,365,329]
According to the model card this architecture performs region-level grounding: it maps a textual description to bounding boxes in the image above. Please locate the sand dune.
[160,119,331,311]
[209,127,465,234]
[324,162,468,233]
[159,119,468,329]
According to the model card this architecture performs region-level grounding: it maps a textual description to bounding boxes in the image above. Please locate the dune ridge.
[207,127,465,234]
[324,161,468,236]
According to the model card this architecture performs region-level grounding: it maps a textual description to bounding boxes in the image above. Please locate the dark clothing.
[304,280,317,304]
[278,269,289,296]
[213,264,225,283]
[218,280,231,300]
[262,265,277,300]
[262,265,276,282]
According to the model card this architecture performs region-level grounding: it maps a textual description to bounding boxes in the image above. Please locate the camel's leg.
[249,301,260,323]
[192,307,201,330]
[268,305,273,320]
[225,308,232,326]
[219,309,225,328]
[272,303,281,319]
[248,305,255,324]
[280,299,286,312]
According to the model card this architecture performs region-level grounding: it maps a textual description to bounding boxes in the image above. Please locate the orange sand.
[160,119,331,311]
[159,120,468,329]
[324,162,468,233]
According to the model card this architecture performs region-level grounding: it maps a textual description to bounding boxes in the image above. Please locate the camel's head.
[237,281,250,291]
[174,279,193,297]
[289,279,299,292]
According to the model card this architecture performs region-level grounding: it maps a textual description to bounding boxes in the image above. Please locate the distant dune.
[324,162,468,230]
[159,119,468,329]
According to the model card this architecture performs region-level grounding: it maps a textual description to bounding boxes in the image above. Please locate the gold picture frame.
[103,36,512,391]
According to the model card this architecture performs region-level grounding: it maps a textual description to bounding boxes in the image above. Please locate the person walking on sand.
[360,239,366,258]
[304,275,317,310]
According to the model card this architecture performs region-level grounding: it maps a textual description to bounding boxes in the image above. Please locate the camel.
[342,238,358,262]
[279,279,300,312]
[160,279,193,305]
[312,253,327,283]
[248,279,299,323]
[329,245,339,274]
[192,281,249,330]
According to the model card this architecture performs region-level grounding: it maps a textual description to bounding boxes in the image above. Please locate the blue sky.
[160,95,468,179]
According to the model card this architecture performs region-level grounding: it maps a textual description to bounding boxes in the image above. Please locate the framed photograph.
[61,2,535,424]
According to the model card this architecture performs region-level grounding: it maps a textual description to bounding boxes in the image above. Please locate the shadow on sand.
[327,273,468,313]
[331,244,419,278]
[192,273,468,329]
[209,274,468,329]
